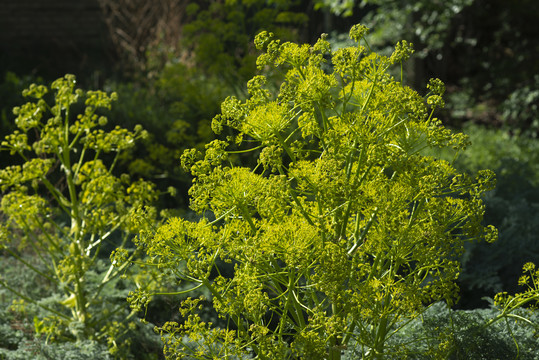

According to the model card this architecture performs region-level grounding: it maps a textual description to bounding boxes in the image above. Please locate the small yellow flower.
[518,274,530,286]
[523,262,535,272]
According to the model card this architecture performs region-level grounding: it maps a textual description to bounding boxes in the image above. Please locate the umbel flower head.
[142,24,497,359]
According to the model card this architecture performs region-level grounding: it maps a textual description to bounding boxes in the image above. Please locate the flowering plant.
[0,75,157,355]
[134,25,497,359]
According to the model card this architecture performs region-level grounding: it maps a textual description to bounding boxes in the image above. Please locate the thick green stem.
[237,202,257,233]
[372,314,389,359]
[337,146,370,240]
[328,303,342,360]
[348,206,378,256]
[60,111,90,336]
[288,185,315,226]
[278,272,295,343]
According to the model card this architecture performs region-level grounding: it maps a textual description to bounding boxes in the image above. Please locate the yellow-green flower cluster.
[137,24,498,359]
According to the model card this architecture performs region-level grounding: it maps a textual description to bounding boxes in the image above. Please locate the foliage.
[0,293,112,360]
[324,0,474,54]
[179,1,307,84]
[0,256,164,360]
[97,0,188,74]
[98,0,308,79]
[501,74,539,138]
[103,64,234,211]
[99,80,189,210]
[461,190,539,306]
[0,75,162,357]
[0,337,112,360]
[445,124,539,187]
[321,0,539,134]
[313,0,356,17]
[434,0,539,134]
[128,25,500,359]
[356,263,539,358]
[450,0,539,98]
[379,300,539,359]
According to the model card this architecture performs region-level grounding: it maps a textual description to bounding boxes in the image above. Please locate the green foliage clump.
[449,125,539,184]
[381,301,539,359]
[0,256,163,360]
[179,1,307,84]
[501,74,539,138]
[366,262,539,358]
[130,25,499,359]
[0,75,161,357]
[313,0,357,17]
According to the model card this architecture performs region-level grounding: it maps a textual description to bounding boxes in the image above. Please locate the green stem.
[60,111,90,335]
[342,321,356,349]
[237,202,256,233]
[4,247,59,285]
[348,206,378,256]
[0,278,70,320]
[152,283,205,296]
[72,144,88,180]
[278,270,295,342]
[341,70,357,114]
[373,313,389,359]
[31,216,66,259]
[328,303,342,360]
[426,106,437,125]
[275,131,296,163]
[90,235,131,302]
[109,150,121,173]
[226,144,264,154]
[39,176,71,215]
[337,147,370,240]
[360,73,378,116]
[287,184,315,226]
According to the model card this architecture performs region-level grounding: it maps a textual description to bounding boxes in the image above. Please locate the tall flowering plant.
[133,25,498,359]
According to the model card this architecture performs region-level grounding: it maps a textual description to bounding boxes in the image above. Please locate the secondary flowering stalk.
[0,75,158,354]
